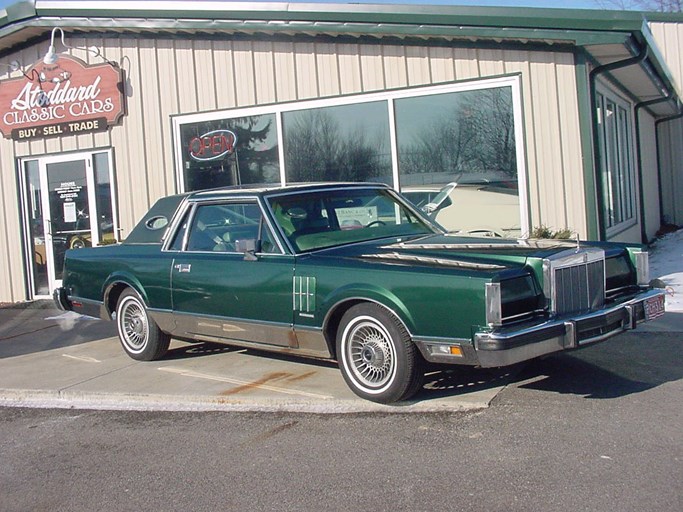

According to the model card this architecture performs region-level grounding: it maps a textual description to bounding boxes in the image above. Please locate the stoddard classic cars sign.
[0,55,125,140]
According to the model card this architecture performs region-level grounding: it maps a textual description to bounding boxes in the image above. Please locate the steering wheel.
[365,220,386,228]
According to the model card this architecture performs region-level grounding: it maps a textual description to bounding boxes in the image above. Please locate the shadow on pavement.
[0,301,116,359]
[514,332,683,399]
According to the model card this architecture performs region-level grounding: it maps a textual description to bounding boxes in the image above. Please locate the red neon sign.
[188,129,237,161]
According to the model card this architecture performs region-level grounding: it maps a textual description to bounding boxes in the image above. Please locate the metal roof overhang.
[0,1,679,116]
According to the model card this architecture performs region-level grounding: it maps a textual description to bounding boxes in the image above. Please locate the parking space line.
[62,354,102,363]
[158,366,333,399]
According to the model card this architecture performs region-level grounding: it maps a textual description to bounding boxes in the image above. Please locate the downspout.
[589,44,648,240]
[634,92,673,244]
[654,107,683,229]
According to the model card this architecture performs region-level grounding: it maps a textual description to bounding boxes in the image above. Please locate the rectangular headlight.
[486,282,502,326]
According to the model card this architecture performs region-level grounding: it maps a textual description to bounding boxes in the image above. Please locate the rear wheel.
[336,303,423,403]
[115,289,170,361]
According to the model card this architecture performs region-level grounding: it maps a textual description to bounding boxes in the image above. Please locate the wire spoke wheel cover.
[118,297,149,353]
[346,318,395,389]
[336,303,423,403]
[115,289,170,361]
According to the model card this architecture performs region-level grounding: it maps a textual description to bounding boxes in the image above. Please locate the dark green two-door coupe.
[54,183,665,403]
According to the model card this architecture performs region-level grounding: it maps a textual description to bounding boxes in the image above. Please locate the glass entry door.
[21,151,117,297]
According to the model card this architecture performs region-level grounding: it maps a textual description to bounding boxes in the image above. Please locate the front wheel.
[115,289,170,361]
[336,303,423,403]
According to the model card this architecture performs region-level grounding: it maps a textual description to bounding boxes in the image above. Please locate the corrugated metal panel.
[428,46,456,83]
[294,42,318,99]
[338,43,362,94]
[1,44,42,302]
[273,41,297,101]
[360,45,385,92]
[0,133,21,302]
[139,39,169,204]
[108,37,146,235]
[253,41,277,104]
[650,22,683,230]
[406,46,431,87]
[383,45,408,89]
[315,42,341,97]
[649,22,683,95]
[658,118,683,226]
[155,39,181,196]
[194,39,218,112]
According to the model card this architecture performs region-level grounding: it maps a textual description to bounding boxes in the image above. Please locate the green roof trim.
[0,1,656,34]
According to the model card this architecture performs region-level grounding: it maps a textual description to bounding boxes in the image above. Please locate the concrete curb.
[0,388,490,414]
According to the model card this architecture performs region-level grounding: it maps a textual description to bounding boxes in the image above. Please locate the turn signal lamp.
[430,344,464,357]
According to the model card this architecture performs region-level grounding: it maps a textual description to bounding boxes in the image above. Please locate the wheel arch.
[322,291,415,359]
[102,273,148,319]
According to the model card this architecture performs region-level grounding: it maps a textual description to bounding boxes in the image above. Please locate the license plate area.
[644,294,665,321]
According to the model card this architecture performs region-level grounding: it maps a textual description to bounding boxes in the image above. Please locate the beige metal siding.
[0,36,585,302]
[658,118,683,226]
[650,22,683,94]
[638,111,662,241]
[649,22,683,227]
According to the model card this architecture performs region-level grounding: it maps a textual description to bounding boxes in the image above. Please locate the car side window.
[168,209,191,251]
[185,202,281,254]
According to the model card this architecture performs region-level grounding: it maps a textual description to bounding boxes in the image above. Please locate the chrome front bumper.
[472,288,666,368]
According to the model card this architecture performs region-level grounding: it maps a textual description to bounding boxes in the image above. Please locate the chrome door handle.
[174,263,191,273]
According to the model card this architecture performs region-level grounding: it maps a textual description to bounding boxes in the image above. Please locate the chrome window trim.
[162,196,286,255]
[262,184,442,255]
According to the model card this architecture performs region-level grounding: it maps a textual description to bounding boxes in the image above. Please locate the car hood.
[311,233,588,274]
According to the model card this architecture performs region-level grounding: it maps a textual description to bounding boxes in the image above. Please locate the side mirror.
[236,238,261,261]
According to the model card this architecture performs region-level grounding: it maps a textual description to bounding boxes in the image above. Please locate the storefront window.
[179,114,280,191]
[282,101,392,184]
[174,78,525,236]
[395,86,521,237]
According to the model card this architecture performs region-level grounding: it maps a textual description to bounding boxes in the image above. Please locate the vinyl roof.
[0,1,681,114]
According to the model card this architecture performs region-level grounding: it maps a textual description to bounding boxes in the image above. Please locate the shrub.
[530,225,574,239]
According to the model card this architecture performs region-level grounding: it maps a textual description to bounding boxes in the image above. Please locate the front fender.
[321,283,417,335]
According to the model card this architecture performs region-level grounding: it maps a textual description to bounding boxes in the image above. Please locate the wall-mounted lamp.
[43,27,66,64]
[42,27,108,66]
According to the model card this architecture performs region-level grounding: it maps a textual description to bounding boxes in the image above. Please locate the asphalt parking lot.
[0,300,526,413]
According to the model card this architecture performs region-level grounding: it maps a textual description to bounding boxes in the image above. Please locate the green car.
[54,183,665,403]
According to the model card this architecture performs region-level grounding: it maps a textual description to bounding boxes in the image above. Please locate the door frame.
[19,149,118,299]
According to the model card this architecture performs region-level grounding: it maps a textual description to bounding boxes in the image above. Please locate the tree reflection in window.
[283,101,392,184]
[396,87,516,181]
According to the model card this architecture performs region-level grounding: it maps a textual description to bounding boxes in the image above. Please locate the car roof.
[186,182,391,202]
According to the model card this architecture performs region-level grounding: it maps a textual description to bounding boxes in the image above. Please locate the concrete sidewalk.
[0,301,524,413]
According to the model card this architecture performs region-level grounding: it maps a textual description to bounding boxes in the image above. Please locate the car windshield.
[268,187,438,252]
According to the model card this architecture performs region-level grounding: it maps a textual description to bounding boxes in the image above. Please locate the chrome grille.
[544,248,606,316]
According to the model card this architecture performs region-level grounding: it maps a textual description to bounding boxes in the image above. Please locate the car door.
[169,199,296,347]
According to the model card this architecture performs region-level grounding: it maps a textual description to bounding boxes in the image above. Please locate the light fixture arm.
[43,27,68,65]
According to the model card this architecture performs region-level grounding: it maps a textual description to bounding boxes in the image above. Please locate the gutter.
[588,43,648,241]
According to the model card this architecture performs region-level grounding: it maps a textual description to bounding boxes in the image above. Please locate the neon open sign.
[188,129,238,161]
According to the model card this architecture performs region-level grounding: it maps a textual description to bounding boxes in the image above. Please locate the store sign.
[188,129,238,161]
[0,55,125,140]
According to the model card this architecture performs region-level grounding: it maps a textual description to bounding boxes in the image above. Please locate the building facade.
[0,0,682,303]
